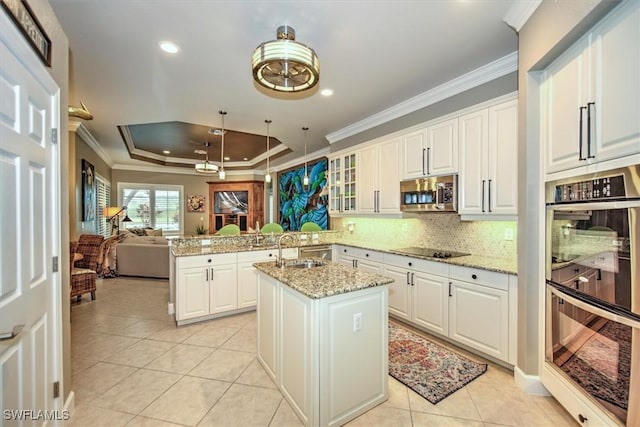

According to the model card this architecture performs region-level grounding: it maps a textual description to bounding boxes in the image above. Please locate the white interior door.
[0,9,61,423]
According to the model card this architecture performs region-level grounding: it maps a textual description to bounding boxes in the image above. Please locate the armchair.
[70,234,104,302]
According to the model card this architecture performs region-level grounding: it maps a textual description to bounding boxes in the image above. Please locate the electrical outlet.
[353,312,362,332]
[401,223,408,232]
[504,228,514,241]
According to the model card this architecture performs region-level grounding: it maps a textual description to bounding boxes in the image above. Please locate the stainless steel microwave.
[400,175,457,212]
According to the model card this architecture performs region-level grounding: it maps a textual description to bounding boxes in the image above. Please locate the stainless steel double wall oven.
[545,165,640,425]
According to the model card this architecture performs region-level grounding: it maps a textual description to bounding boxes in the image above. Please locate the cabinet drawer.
[383,253,449,277]
[551,263,592,283]
[177,252,237,269]
[338,246,384,262]
[449,265,508,291]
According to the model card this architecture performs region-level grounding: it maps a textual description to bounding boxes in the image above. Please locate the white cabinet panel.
[427,118,459,176]
[383,264,411,321]
[209,262,238,314]
[412,272,449,336]
[357,137,401,214]
[177,266,209,321]
[401,129,427,179]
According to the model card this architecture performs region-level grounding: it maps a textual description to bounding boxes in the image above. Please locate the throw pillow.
[144,228,163,236]
[128,228,147,236]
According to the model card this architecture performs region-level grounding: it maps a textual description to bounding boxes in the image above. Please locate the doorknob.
[0,325,24,341]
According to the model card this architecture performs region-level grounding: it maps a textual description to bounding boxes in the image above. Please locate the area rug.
[559,320,631,411]
[388,322,487,404]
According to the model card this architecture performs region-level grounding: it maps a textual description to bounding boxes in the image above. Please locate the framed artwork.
[278,157,328,231]
[81,159,95,221]
[187,194,206,212]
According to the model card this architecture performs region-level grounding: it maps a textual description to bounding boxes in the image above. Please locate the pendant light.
[218,110,227,180]
[195,141,218,174]
[302,126,309,186]
[265,119,272,183]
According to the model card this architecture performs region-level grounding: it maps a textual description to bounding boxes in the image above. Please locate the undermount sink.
[285,258,326,269]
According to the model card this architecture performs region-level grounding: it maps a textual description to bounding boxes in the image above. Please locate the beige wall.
[516,0,619,375]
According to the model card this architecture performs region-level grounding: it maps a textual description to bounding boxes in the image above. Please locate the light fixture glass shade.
[265,173,271,183]
[303,175,309,186]
[103,206,122,218]
[252,26,319,92]
[218,169,226,180]
[195,161,218,174]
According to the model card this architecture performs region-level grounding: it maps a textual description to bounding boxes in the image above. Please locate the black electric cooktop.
[392,247,470,259]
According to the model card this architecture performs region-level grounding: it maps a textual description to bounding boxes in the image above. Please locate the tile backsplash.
[332,214,517,259]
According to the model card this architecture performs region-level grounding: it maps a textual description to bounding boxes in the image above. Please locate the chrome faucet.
[276,233,295,267]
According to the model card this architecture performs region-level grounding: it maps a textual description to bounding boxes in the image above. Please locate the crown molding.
[503,0,542,32]
[69,121,114,167]
[325,51,518,144]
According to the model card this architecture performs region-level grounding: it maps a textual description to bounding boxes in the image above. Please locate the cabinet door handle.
[411,272,415,286]
[205,268,209,281]
[426,147,431,175]
[481,180,486,213]
[406,272,411,285]
[587,102,595,159]
[448,282,452,297]
[488,179,492,213]
[579,106,587,161]
[353,259,357,268]
[597,269,602,281]
[422,148,426,175]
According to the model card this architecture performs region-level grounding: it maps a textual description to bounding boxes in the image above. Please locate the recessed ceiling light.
[162,150,170,154]
[224,156,230,161]
[159,41,179,54]
[320,88,334,96]
[243,157,248,161]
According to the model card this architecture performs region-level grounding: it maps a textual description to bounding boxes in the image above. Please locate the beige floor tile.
[96,369,181,414]
[124,416,185,427]
[72,333,140,361]
[70,356,98,375]
[189,348,255,382]
[146,323,205,343]
[269,399,304,426]
[117,319,171,338]
[412,412,485,427]
[345,405,412,426]
[381,377,410,410]
[207,311,255,328]
[466,380,556,426]
[220,328,257,353]
[104,339,175,368]
[145,343,213,374]
[197,383,283,426]
[475,363,516,386]
[140,375,230,426]
[94,316,141,334]
[235,359,277,389]
[71,362,137,402]
[407,385,483,421]
[182,325,238,348]
[531,395,579,426]
[65,403,134,427]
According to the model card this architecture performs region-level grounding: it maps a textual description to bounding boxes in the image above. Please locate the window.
[96,174,111,238]
[118,183,183,234]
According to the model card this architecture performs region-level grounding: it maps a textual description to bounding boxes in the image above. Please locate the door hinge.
[53,381,60,398]
[51,128,58,144]
[52,256,59,273]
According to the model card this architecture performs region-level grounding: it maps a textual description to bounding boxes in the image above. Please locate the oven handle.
[547,200,640,211]
[547,281,640,327]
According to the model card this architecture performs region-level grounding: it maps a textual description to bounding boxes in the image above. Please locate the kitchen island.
[254,259,392,427]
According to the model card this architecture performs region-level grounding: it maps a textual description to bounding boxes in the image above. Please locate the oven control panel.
[554,175,625,202]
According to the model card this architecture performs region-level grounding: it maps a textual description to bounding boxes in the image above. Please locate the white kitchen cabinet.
[237,248,297,309]
[459,98,518,217]
[209,258,238,315]
[335,245,384,274]
[543,0,640,176]
[401,118,458,180]
[448,265,511,363]
[328,152,357,214]
[176,265,210,321]
[357,137,401,214]
[383,253,449,336]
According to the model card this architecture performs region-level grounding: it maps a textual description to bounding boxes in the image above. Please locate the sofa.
[116,234,170,279]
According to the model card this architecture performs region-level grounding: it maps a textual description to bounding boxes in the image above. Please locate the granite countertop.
[334,241,517,275]
[253,260,393,299]
[171,241,330,257]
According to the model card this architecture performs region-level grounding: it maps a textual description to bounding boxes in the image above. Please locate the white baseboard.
[167,302,175,315]
[514,367,550,395]
[63,391,75,415]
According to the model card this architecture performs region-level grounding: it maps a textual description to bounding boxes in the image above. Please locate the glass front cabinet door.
[328,152,357,214]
